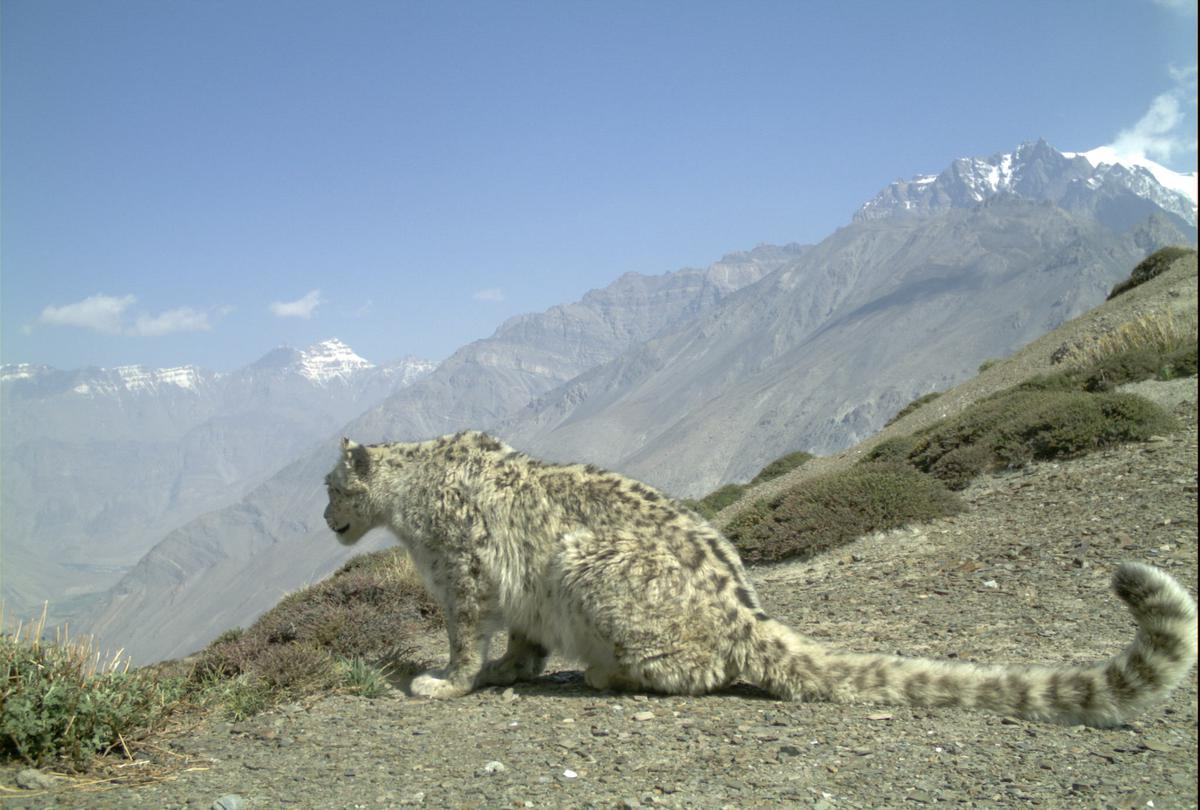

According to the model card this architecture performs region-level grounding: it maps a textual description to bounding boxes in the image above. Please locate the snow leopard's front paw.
[410,671,472,699]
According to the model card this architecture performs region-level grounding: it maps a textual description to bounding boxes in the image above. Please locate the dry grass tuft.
[1061,308,1197,372]
[2,604,181,769]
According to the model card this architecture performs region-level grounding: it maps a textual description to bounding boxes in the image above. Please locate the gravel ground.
[3,378,1196,809]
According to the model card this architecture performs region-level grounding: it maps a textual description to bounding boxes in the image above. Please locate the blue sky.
[2,0,1196,371]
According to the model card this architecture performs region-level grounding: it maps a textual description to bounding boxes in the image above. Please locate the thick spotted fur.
[324,431,1197,726]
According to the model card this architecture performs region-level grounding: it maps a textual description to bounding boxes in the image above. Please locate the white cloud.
[130,307,212,336]
[1152,0,1196,15]
[1109,94,1186,162]
[38,294,135,333]
[37,293,221,337]
[270,289,323,318]
[473,288,506,302]
[1104,66,1198,166]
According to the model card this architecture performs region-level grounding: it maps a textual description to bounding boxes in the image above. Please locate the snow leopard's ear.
[341,438,371,477]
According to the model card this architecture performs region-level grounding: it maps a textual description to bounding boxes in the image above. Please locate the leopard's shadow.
[384,663,775,701]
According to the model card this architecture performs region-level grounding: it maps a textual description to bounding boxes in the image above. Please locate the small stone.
[478,760,507,776]
[212,796,247,810]
[778,744,802,757]
[561,769,578,779]
[501,687,517,701]
[15,769,60,791]
[983,579,999,589]
[632,711,655,721]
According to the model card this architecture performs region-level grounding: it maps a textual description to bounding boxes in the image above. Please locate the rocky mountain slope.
[498,142,1195,497]
[0,341,433,621]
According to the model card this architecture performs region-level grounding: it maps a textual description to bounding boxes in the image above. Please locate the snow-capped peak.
[855,139,1198,228]
[1,363,50,383]
[1064,146,1198,206]
[294,338,374,383]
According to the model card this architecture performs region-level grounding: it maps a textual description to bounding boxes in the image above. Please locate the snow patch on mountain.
[856,140,1197,229]
[294,338,374,384]
[0,364,50,383]
[1066,146,1198,205]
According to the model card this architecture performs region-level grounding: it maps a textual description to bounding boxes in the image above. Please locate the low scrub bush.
[725,463,963,564]
[1059,309,1198,383]
[1108,246,1195,299]
[682,483,747,519]
[749,450,814,485]
[1,611,177,768]
[864,434,921,464]
[190,547,438,716]
[907,389,1176,489]
[682,450,816,518]
[884,391,942,428]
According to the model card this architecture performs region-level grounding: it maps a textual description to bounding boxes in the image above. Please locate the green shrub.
[1080,345,1198,391]
[339,657,392,698]
[864,434,921,464]
[725,463,963,564]
[682,483,747,519]
[1,628,172,768]
[884,392,942,428]
[253,643,338,692]
[749,450,814,485]
[1108,246,1195,299]
[909,389,1176,489]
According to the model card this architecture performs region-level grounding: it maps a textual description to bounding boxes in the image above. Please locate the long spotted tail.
[748,563,1197,727]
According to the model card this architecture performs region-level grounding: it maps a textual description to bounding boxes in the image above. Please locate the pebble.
[211,796,247,810]
[632,711,655,721]
[15,769,59,790]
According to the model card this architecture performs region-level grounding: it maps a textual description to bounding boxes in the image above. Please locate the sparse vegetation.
[1056,309,1197,387]
[1,549,441,769]
[681,483,748,519]
[884,391,942,427]
[749,450,813,485]
[683,450,817,517]
[977,358,1001,374]
[339,657,393,698]
[1107,246,1195,299]
[1,608,181,768]
[869,324,1191,491]
[877,387,1176,490]
[190,547,439,717]
[725,463,963,564]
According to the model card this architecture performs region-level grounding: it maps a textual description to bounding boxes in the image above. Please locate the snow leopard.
[323,431,1197,727]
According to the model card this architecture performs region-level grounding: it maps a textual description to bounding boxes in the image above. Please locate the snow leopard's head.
[324,438,375,545]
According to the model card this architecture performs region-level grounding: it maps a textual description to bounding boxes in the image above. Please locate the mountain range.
[0,341,434,621]
[5,139,1195,664]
